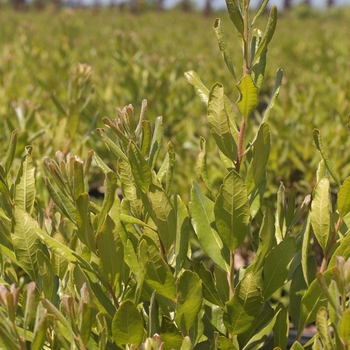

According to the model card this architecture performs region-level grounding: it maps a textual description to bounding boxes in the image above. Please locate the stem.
[235,117,246,174]
[320,216,342,273]
[242,2,250,75]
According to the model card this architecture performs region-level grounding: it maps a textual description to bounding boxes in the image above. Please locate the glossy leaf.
[262,236,296,299]
[190,181,229,272]
[224,273,263,335]
[175,270,203,333]
[208,83,236,162]
[14,146,36,214]
[310,177,331,253]
[236,75,259,118]
[184,70,209,104]
[112,300,143,348]
[214,170,249,250]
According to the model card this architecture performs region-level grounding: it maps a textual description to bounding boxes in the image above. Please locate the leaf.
[173,195,190,276]
[313,129,341,185]
[31,304,47,350]
[76,193,96,252]
[262,236,296,299]
[214,170,249,251]
[112,300,143,347]
[195,137,214,196]
[4,129,17,175]
[273,304,289,350]
[310,177,331,253]
[245,123,270,194]
[251,0,269,26]
[14,146,36,214]
[79,302,93,346]
[251,6,278,67]
[224,273,263,335]
[189,181,229,272]
[12,205,41,280]
[208,83,237,162]
[213,19,236,81]
[128,141,152,192]
[175,270,203,333]
[149,116,164,171]
[139,238,176,300]
[97,215,124,288]
[337,176,350,218]
[316,307,335,349]
[142,184,176,251]
[141,120,152,156]
[236,75,259,118]
[67,100,80,138]
[184,70,210,104]
[37,250,54,299]
[73,156,85,201]
[225,0,244,35]
[339,309,350,345]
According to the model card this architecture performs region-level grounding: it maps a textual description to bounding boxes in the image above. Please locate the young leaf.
[313,129,341,186]
[224,273,263,335]
[175,270,203,333]
[262,236,296,300]
[339,309,350,345]
[251,0,269,26]
[213,18,236,81]
[245,122,270,195]
[149,116,164,171]
[225,0,244,36]
[310,177,331,253]
[190,181,229,272]
[251,6,277,67]
[236,75,259,119]
[141,120,152,157]
[14,146,36,214]
[214,170,249,251]
[112,300,143,348]
[337,176,350,219]
[316,307,335,349]
[208,83,237,162]
[184,70,209,104]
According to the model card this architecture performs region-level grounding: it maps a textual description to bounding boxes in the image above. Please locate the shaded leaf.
[337,176,350,219]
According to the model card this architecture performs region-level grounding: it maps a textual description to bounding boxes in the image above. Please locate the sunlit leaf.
[236,75,259,118]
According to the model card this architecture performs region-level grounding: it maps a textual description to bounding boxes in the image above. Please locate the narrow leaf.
[184,70,209,104]
[225,0,244,35]
[337,176,350,218]
[149,116,164,171]
[4,129,18,175]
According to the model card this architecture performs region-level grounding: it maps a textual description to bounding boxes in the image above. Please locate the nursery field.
[1,2,350,349]
[1,5,350,200]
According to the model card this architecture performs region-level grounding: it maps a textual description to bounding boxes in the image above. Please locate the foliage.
[1,1,350,349]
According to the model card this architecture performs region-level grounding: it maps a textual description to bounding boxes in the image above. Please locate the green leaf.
[143,184,176,251]
[250,29,266,90]
[225,0,244,35]
[14,146,36,214]
[316,307,335,349]
[262,236,296,299]
[193,262,223,307]
[175,270,203,333]
[31,304,47,350]
[149,116,164,171]
[173,195,190,276]
[262,68,283,123]
[251,6,278,67]
[251,0,269,26]
[273,304,289,350]
[208,83,237,162]
[97,215,124,288]
[67,100,80,138]
[4,129,18,175]
[236,75,259,118]
[195,137,214,196]
[337,176,350,218]
[37,250,54,299]
[112,300,143,347]
[76,193,96,252]
[224,273,263,335]
[12,205,41,280]
[329,232,350,267]
[213,18,236,81]
[79,302,93,346]
[184,70,210,104]
[73,156,85,200]
[128,141,152,192]
[313,129,341,185]
[310,178,331,253]
[139,238,176,300]
[190,181,229,272]
[339,309,350,345]
[245,123,270,194]
[214,170,249,251]
[141,120,152,156]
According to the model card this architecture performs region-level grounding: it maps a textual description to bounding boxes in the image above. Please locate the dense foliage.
[0,1,350,349]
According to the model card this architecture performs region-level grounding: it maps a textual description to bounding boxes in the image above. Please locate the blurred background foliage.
[0,3,350,204]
